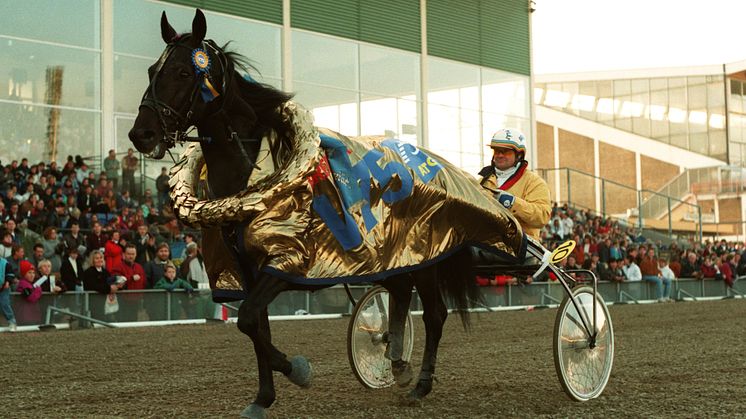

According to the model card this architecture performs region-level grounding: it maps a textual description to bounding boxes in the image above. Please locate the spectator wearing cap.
[15,260,42,324]
[179,233,196,260]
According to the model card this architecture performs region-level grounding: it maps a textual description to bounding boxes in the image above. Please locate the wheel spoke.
[349,287,413,389]
[554,288,614,402]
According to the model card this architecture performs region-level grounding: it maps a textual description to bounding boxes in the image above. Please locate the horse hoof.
[392,360,413,387]
[286,355,313,388]
[401,390,424,407]
[240,403,267,419]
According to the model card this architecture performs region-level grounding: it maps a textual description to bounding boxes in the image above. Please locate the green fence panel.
[163,0,283,24]
[427,0,529,75]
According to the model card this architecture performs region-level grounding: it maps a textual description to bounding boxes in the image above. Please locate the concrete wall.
[558,129,595,210]
[536,122,554,170]
[718,197,741,222]
[535,122,689,218]
[598,142,637,215]
[641,155,680,191]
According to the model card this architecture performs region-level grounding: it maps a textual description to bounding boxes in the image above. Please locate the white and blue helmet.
[488,128,527,156]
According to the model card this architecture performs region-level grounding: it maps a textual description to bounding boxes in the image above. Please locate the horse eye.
[180,70,192,78]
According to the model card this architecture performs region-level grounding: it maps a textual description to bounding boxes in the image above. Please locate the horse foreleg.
[237,275,303,419]
[259,308,313,388]
[383,277,414,387]
[407,273,448,403]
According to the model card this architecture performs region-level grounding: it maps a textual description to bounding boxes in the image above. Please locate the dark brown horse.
[128,9,520,418]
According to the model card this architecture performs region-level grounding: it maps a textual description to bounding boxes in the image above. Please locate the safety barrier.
[1,278,743,332]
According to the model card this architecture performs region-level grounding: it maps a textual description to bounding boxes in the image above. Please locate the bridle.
[139,36,269,169]
[139,36,228,150]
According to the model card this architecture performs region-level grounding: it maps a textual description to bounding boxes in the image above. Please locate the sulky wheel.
[347,286,414,389]
[553,285,614,401]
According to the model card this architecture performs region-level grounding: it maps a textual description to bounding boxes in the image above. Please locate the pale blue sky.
[532,0,746,74]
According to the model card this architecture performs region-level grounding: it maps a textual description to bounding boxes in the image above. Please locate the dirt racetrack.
[2,298,745,418]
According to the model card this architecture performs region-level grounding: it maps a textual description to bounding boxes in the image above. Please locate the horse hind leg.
[382,276,414,387]
[405,270,448,404]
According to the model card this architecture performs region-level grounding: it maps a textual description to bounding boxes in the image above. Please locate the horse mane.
[221,44,295,168]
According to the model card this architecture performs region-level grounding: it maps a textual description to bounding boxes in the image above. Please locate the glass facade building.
[1,0,532,178]
[535,75,729,163]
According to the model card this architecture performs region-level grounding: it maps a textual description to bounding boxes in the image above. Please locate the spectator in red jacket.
[104,230,123,272]
[715,256,733,287]
[110,243,146,321]
[700,256,719,280]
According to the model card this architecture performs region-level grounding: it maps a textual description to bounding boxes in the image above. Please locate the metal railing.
[538,167,703,241]
[2,279,742,330]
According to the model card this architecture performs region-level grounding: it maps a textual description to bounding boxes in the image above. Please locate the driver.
[478,128,551,240]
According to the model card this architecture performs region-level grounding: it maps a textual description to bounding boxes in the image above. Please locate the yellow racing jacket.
[479,163,551,240]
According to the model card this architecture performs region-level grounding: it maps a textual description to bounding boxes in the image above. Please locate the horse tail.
[436,247,481,331]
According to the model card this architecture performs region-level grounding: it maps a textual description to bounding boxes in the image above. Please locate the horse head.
[128,9,238,159]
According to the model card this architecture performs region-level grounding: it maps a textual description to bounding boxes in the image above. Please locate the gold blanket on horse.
[169,103,525,294]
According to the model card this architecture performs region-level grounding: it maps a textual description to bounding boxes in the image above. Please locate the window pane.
[295,81,358,137]
[482,68,529,118]
[292,31,358,90]
[360,95,419,144]
[114,54,149,114]
[115,1,282,78]
[0,0,99,48]
[2,38,100,109]
[0,102,100,163]
[360,44,419,98]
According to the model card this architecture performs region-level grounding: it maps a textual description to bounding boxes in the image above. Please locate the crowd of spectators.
[536,203,744,300]
[0,152,208,329]
[2,153,746,329]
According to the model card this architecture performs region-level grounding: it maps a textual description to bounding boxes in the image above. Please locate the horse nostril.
[129,128,155,142]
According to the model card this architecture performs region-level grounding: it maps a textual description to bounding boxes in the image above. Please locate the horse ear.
[160,11,177,44]
[190,9,207,46]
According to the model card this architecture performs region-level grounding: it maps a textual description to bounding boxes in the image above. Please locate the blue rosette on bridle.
[192,47,220,102]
